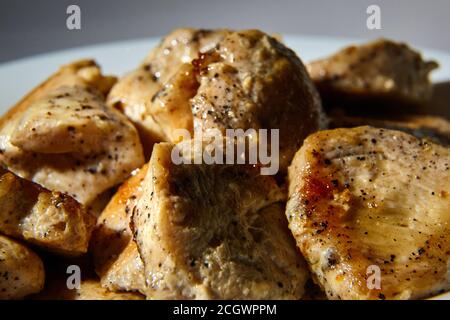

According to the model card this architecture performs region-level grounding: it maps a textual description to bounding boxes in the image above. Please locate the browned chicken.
[132,140,308,299]
[0,170,95,256]
[107,29,229,150]
[0,234,45,299]
[90,165,147,294]
[307,39,438,109]
[286,126,450,299]
[0,60,144,205]
[152,29,324,173]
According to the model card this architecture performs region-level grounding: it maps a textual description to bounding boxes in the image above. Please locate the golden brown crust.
[287,126,450,300]
[0,170,95,256]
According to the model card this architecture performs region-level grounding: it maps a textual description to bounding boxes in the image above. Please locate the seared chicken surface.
[152,29,324,172]
[308,39,438,108]
[0,234,45,299]
[0,170,95,256]
[107,29,229,150]
[91,165,147,294]
[132,140,308,299]
[0,60,144,205]
[286,126,450,299]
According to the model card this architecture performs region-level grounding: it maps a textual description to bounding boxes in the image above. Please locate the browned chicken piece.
[0,234,45,299]
[307,39,438,109]
[0,60,144,205]
[151,30,324,173]
[0,170,95,256]
[328,109,450,147]
[132,140,308,299]
[107,29,229,150]
[286,126,450,300]
[90,165,147,294]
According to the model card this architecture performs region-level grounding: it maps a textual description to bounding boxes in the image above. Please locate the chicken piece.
[328,110,450,147]
[107,29,229,150]
[150,63,197,142]
[286,126,450,299]
[0,61,144,205]
[0,170,95,256]
[34,279,144,300]
[152,30,324,173]
[132,140,308,299]
[32,255,144,300]
[91,165,147,294]
[0,234,45,299]
[307,39,438,109]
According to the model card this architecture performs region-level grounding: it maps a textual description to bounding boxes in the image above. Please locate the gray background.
[0,0,449,63]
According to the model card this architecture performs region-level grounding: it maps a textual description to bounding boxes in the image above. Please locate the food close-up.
[0,2,449,303]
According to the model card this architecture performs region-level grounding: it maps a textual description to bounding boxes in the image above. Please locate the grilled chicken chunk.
[91,165,147,294]
[0,170,95,256]
[132,140,308,299]
[0,60,144,205]
[107,29,229,150]
[152,30,324,173]
[0,234,45,299]
[328,110,450,147]
[286,126,450,300]
[307,39,438,109]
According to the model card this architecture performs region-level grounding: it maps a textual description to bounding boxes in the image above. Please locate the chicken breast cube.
[107,29,229,151]
[286,126,450,299]
[307,39,438,109]
[132,140,308,299]
[0,170,95,256]
[0,234,45,299]
[153,30,324,173]
[0,61,144,205]
[91,165,147,294]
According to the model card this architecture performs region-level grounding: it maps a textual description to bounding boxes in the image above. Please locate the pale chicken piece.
[107,67,166,155]
[150,63,197,142]
[142,28,230,84]
[0,61,144,205]
[107,29,229,150]
[286,126,450,300]
[307,39,438,108]
[328,109,450,147]
[91,165,147,294]
[132,141,308,299]
[0,170,95,256]
[0,234,45,299]
[155,30,324,173]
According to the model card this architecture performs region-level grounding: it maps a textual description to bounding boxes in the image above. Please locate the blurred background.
[0,0,449,63]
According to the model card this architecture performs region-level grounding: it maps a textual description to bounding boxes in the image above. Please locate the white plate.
[0,35,449,300]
